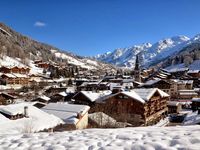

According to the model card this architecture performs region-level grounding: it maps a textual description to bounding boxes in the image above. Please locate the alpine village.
[0,22,200,134]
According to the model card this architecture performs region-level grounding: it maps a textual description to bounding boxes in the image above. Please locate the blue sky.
[1,0,200,56]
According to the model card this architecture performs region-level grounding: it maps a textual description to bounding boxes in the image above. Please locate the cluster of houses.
[0,56,200,133]
[0,66,30,85]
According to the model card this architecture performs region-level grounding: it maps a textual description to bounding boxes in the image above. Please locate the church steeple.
[135,54,140,70]
[134,54,141,82]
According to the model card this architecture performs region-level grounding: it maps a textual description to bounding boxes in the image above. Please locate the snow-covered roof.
[58,92,68,97]
[1,73,16,78]
[140,78,161,86]
[168,67,189,73]
[110,83,123,90]
[133,88,156,101]
[192,98,200,102]
[179,93,198,96]
[0,103,26,115]
[179,89,196,92]
[99,88,169,104]
[122,82,133,87]
[99,82,109,85]
[167,101,181,106]
[79,90,112,102]
[53,78,67,83]
[157,89,170,97]
[121,91,145,103]
[0,103,63,134]
[160,70,171,75]
[178,90,198,96]
[41,103,90,124]
[66,86,76,93]
[133,88,169,101]
[1,73,29,78]
[39,95,50,101]
[12,73,28,78]
[188,70,200,73]
[177,80,193,84]
[122,79,134,83]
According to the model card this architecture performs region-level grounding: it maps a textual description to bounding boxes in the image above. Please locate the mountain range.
[95,34,200,68]
[0,23,116,73]
[1,22,200,72]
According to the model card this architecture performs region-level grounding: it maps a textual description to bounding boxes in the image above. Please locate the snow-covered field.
[0,126,199,150]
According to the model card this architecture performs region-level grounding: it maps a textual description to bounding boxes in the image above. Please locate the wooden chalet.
[0,66,30,74]
[167,101,182,114]
[50,92,68,102]
[45,87,68,96]
[94,88,169,126]
[0,66,11,73]
[1,73,29,85]
[31,95,51,104]
[73,90,112,106]
[139,78,171,95]
[169,68,189,78]
[37,62,49,69]
[0,92,16,105]
[187,70,200,78]
[77,82,110,91]
[77,82,99,91]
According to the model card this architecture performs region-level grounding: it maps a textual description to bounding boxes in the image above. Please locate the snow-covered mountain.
[96,43,152,68]
[0,23,116,72]
[95,35,200,68]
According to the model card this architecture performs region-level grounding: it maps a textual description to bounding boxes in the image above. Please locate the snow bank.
[0,126,199,149]
[183,111,200,125]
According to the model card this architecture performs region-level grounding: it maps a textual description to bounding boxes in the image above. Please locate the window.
[117,95,129,99]
[124,96,129,99]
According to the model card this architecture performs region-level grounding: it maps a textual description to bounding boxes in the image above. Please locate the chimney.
[24,106,29,118]
[77,111,83,119]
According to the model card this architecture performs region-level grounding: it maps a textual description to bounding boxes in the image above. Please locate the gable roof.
[77,90,112,102]
[39,95,50,101]
[139,78,171,88]
[0,92,16,99]
[133,88,169,101]
[121,91,145,103]
[57,92,68,97]
[41,103,90,124]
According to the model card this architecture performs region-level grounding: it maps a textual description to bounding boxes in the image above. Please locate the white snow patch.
[0,126,199,149]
